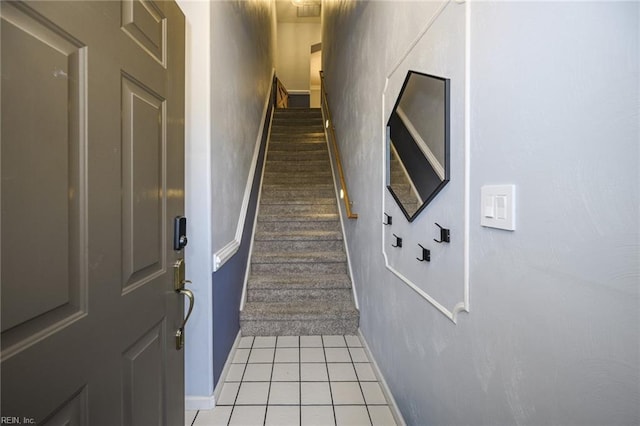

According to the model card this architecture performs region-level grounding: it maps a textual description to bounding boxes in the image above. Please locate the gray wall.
[211,0,276,252]
[322,1,639,425]
[181,0,276,407]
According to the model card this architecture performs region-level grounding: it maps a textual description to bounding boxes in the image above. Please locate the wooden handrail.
[319,71,358,219]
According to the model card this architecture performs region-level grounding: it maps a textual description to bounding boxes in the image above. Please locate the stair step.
[274,108,322,116]
[268,151,328,161]
[254,239,344,253]
[265,160,329,172]
[262,176,331,185]
[268,142,327,151]
[261,188,336,201]
[252,250,346,264]
[259,203,336,215]
[256,219,341,233]
[255,229,342,241]
[251,260,347,275]
[260,193,336,205]
[240,300,358,336]
[248,288,352,303]
[271,125,324,132]
[248,273,350,289]
[258,213,339,223]
[247,273,352,304]
[264,169,332,178]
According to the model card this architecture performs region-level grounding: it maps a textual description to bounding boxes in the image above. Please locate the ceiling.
[275,0,321,23]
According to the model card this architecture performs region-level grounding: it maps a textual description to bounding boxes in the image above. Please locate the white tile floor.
[186,335,398,426]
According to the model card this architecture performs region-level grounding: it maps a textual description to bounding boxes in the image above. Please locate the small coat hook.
[434,223,450,243]
[417,244,430,262]
[383,213,392,226]
[392,234,403,248]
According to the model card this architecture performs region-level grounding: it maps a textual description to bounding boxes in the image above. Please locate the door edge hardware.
[173,258,192,291]
[176,288,195,350]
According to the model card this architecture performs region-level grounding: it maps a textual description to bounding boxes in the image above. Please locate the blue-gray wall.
[322,1,639,425]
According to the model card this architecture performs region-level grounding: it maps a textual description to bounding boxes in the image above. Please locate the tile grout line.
[349,337,374,426]
[298,336,302,426]
[227,336,253,426]
[323,336,338,426]
[264,338,278,426]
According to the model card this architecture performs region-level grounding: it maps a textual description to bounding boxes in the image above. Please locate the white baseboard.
[357,329,407,426]
[185,394,215,411]
[213,331,242,401]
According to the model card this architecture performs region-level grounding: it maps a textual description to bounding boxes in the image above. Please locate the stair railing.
[275,76,289,108]
[319,71,358,219]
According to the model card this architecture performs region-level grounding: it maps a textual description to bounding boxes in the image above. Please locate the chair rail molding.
[213,68,276,272]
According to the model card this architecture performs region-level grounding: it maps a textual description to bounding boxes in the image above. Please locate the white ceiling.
[275,0,321,23]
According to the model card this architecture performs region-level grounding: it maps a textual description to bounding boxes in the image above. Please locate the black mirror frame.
[386,71,450,222]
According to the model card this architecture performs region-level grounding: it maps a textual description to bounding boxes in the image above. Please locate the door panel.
[0,1,185,424]
[121,0,166,65]
[40,388,88,426]
[121,73,166,291]
[0,0,88,350]
[122,321,165,426]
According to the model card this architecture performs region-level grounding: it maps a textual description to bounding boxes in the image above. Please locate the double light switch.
[481,185,516,231]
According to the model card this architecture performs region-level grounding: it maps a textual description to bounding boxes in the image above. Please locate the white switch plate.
[481,185,516,231]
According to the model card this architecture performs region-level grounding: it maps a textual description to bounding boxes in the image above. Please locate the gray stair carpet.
[240,108,359,336]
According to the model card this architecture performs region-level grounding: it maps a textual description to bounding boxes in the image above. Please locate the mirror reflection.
[387,71,450,221]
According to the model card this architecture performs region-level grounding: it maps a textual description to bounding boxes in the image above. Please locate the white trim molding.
[212,68,276,272]
[321,108,360,311]
[240,106,274,311]
[287,89,311,95]
[185,395,215,411]
[357,330,407,426]
[381,0,470,324]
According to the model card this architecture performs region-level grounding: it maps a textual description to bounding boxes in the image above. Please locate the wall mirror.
[386,71,450,221]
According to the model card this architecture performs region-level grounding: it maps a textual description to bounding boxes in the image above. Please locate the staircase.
[240,108,359,336]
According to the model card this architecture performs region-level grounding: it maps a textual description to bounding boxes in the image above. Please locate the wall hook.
[383,213,392,226]
[417,244,430,262]
[392,234,403,248]
[434,223,450,243]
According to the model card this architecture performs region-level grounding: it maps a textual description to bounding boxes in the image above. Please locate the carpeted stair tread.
[255,229,342,241]
[255,220,341,233]
[258,213,339,222]
[241,299,358,321]
[248,273,351,289]
[251,250,347,264]
[259,203,337,215]
[259,197,336,206]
